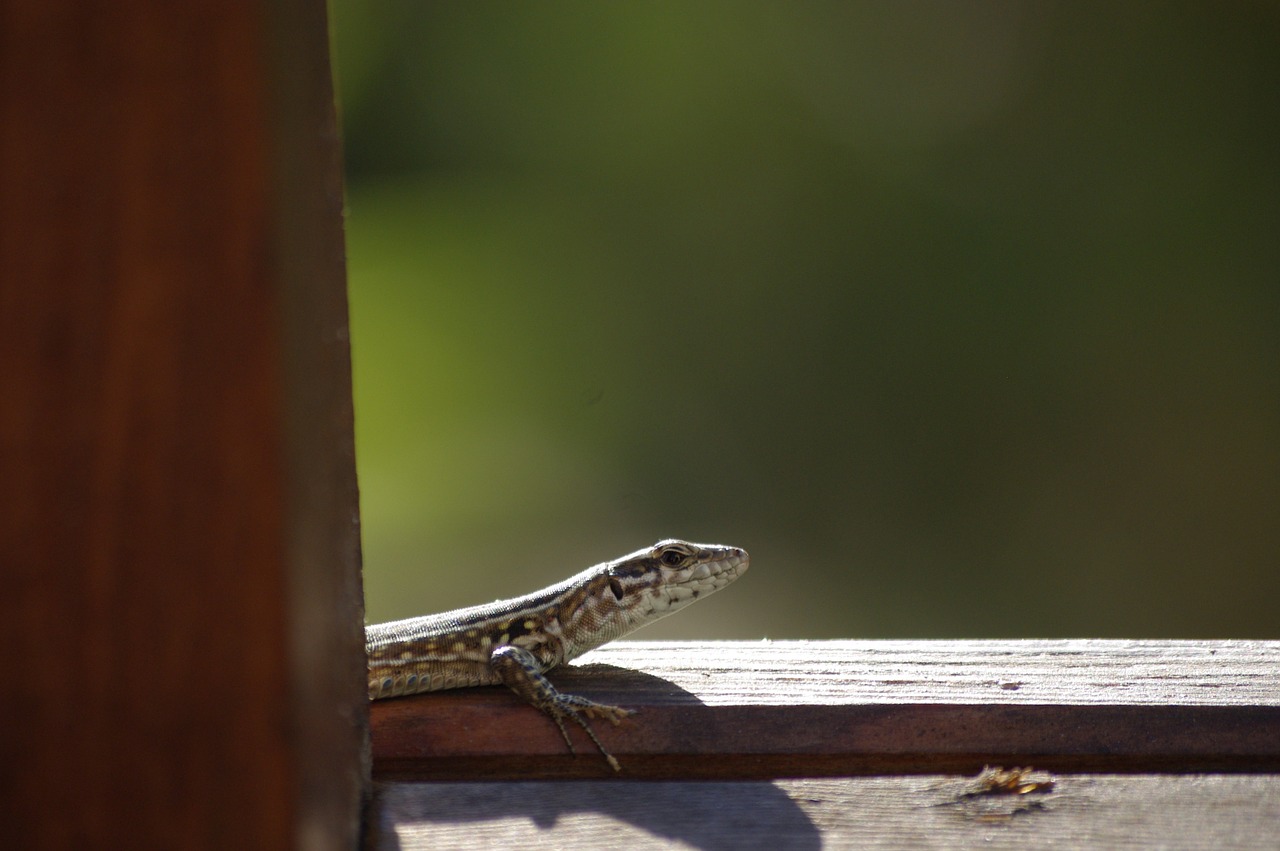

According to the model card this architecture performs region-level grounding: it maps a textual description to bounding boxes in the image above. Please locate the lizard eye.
[659,549,685,566]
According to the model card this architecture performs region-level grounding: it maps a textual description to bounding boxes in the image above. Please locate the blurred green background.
[332,2,1279,639]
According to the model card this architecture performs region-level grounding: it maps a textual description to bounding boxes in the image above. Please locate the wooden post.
[0,1,366,848]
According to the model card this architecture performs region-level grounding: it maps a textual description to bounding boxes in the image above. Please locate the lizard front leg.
[490,644,632,771]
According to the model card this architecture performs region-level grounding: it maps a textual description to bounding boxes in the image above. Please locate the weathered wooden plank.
[371,640,1280,779]
[372,774,1280,851]
[575,640,1280,706]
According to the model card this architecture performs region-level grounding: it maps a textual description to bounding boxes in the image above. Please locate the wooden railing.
[369,640,1280,847]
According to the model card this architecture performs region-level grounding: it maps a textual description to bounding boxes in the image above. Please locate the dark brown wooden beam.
[0,1,364,847]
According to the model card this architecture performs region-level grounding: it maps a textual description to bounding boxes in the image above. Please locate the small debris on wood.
[966,765,1056,797]
[933,766,1058,822]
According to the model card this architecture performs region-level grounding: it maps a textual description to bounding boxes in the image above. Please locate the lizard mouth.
[687,548,748,585]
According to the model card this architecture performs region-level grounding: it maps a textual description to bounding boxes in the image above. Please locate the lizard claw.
[581,703,633,725]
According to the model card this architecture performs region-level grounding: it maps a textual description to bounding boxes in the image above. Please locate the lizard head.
[609,539,748,608]
[562,539,749,656]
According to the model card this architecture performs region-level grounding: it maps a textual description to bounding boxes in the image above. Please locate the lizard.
[365,538,749,771]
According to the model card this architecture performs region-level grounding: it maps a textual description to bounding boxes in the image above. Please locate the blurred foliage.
[331,2,1280,638]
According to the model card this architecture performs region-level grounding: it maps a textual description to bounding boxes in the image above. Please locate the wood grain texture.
[0,1,362,848]
[373,774,1280,851]
[371,640,1280,779]
[268,0,369,846]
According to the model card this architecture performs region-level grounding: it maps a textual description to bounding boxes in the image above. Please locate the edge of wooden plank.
[268,0,368,846]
